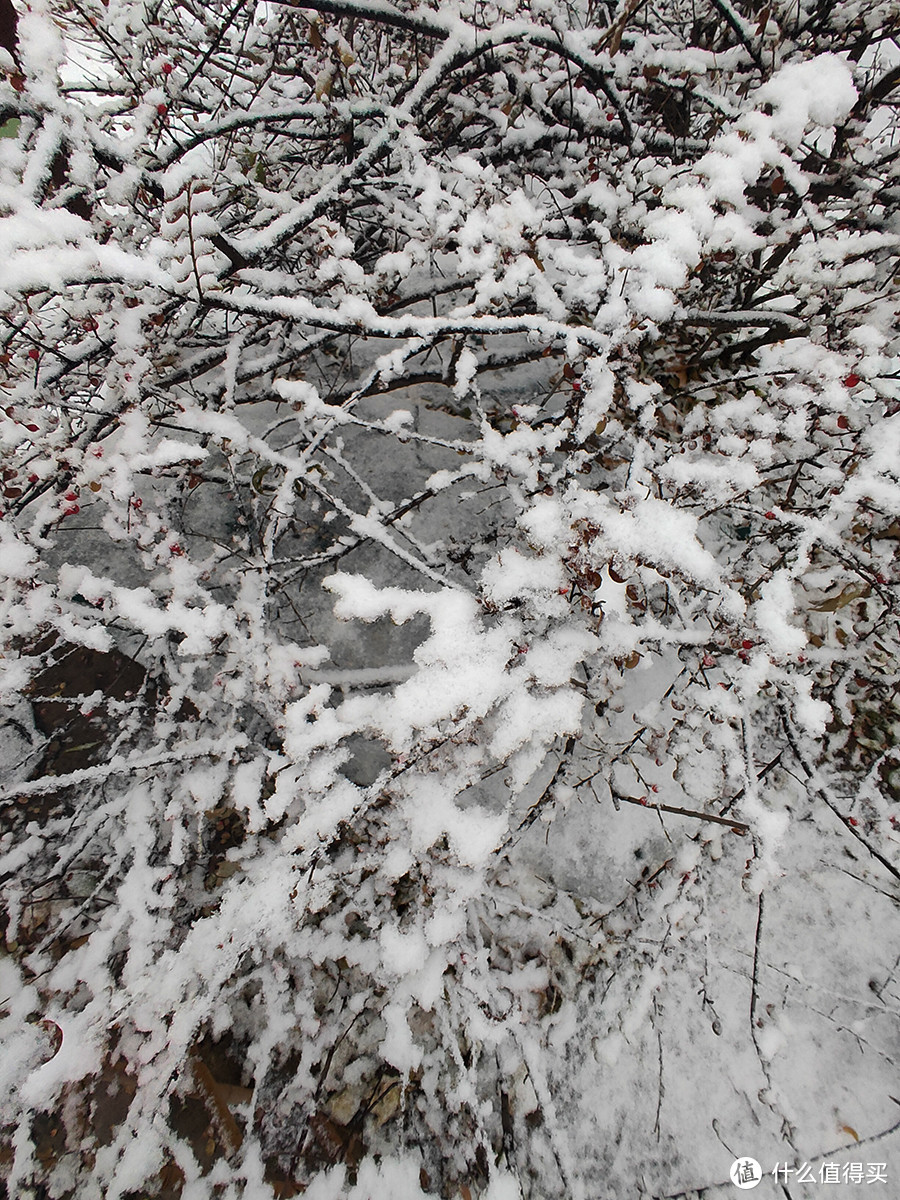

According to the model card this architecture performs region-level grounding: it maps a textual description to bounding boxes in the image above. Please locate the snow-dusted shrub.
[1,0,899,1195]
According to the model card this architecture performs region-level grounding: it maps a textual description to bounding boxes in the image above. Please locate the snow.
[2,4,899,1198]
[581,494,721,586]
[752,572,807,657]
[757,56,858,149]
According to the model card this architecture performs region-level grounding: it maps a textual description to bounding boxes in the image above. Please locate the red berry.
[843,373,860,387]
[162,62,173,74]
[847,817,858,827]
[876,573,888,584]
[131,496,142,508]
[764,510,776,520]
[606,113,614,121]
[63,504,80,516]
[741,639,754,650]
[558,585,569,595]
[27,348,39,361]
[157,103,168,116]
[25,424,39,432]
[28,473,38,483]
[64,490,78,501]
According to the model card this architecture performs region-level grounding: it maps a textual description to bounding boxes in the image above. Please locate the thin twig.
[612,790,750,834]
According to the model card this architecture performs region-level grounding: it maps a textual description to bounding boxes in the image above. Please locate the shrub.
[1,0,899,1195]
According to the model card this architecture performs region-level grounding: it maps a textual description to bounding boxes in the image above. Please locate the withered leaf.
[307,1110,366,1168]
[189,1054,243,1158]
[810,584,869,612]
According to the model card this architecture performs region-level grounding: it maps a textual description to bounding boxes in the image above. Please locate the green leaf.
[0,117,21,139]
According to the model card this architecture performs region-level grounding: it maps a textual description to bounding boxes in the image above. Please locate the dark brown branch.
[613,790,750,833]
[853,64,900,117]
[708,0,764,70]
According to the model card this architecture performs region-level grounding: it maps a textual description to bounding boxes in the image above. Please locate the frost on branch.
[1,0,900,1196]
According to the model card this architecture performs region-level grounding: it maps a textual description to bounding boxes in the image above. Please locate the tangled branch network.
[1,0,899,1195]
